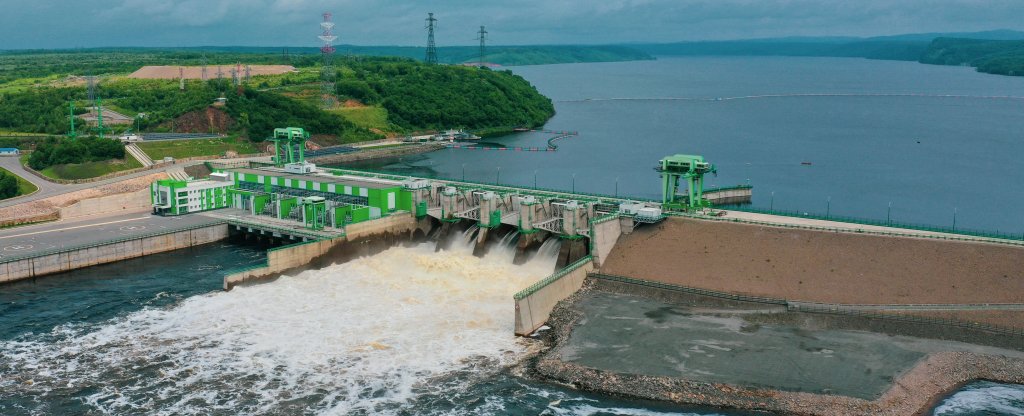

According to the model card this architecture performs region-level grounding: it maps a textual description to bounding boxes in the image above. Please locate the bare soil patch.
[601,218,1024,305]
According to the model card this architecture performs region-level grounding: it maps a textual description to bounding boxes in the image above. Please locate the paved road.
[0,155,271,210]
[0,212,223,261]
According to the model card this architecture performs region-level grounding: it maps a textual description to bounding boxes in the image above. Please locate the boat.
[801,161,812,166]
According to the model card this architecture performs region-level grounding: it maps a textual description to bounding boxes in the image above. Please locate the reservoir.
[348,56,1024,236]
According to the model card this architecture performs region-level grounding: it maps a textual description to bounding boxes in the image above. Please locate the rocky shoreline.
[308,143,445,165]
[531,280,1024,416]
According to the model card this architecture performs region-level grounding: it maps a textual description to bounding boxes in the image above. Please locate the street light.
[496,166,501,185]
[533,169,538,190]
[615,177,619,198]
[887,201,892,225]
[462,163,466,181]
[953,207,957,231]
[770,191,774,211]
[826,196,831,218]
[572,173,576,194]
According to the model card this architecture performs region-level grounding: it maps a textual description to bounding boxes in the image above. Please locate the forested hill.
[0,54,555,141]
[333,45,653,66]
[919,38,1024,76]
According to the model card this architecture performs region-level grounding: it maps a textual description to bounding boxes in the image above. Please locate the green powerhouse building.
[151,167,414,230]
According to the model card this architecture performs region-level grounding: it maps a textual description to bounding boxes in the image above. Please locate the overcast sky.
[2,0,1023,49]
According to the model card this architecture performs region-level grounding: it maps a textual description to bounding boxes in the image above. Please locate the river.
[346,56,1024,236]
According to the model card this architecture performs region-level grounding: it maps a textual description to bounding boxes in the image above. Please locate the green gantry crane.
[658,154,716,210]
[271,127,310,166]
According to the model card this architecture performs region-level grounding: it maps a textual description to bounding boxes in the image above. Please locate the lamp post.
[887,201,892,226]
[952,207,957,231]
[496,166,501,185]
[462,163,465,181]
[533,169,538,190]
[572,173,576,194]
[615,177,619,198]
[770,191,774,212]
[826,196,831,218]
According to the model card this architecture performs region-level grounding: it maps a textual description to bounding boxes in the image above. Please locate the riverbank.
[533,280,1024,416]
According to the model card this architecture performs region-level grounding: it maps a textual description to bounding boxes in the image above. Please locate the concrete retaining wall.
[223,212,419,290]
[0,224,228,283]
[514,259,595,335]
[591,217,622,268]
[60,188,151,220]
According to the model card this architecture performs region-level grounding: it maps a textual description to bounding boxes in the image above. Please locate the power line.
[476,25,488,67]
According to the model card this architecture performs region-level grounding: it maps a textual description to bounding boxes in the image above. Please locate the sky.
[2,0,1024,49]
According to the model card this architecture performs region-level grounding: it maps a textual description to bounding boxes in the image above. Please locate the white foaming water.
[932,382,1024,415]
[534,237,563,262]
[0,242,557,415]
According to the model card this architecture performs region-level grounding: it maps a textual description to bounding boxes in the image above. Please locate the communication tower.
[319,12,338,108]
[476,25,488,67]
[216,65,223,79]
[425,13,438,64]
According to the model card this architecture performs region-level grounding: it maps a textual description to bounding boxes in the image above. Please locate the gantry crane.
[658,154,716,210]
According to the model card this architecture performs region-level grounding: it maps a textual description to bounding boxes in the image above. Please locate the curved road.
[0,155,271,209]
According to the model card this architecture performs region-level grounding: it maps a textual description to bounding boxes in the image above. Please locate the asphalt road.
[0,212,223,261]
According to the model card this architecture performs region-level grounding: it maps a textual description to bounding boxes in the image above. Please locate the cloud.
[1,0,1023,49]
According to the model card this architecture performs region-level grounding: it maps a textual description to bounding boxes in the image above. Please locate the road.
[0,155,271,210]
[0,212,223,261]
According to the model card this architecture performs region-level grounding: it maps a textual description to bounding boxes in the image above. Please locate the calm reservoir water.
[347,57,1024,236]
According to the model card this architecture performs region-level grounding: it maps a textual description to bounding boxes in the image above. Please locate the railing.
[591,273,1024,337]
[225,218,334,241]
[0,220,227,264]
[667,211,1024,247]
[722,205,1024,242]
[514,255,593,300]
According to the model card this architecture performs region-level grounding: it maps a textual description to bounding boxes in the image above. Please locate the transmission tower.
[245,65,251,83]
[425,12,438,64]
[179,66,185,90]
[231,67,238,87]
[216,65,223,79]
[86,75,96,101]
[319,12,338,108]
[476,25,488,67]
[201,55,208,81]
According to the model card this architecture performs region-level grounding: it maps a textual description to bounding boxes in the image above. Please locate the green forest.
[0,169,19,199]
[27,136,125,170]
[919,38,1024,76]
[0,53,555,143]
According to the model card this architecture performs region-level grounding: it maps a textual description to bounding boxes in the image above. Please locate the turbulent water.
[0,235,745,415]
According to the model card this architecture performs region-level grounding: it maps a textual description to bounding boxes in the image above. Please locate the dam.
[3,128,1023,415]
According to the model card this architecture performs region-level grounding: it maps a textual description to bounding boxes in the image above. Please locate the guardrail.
[787,303,1024,337]
[591,273,1024,337]
[591,273,788,305]
[514,255,593,300]
[224,218,334,241]
[668,211,1024,248]
[0,220,227,264]
[722,205,1024,242]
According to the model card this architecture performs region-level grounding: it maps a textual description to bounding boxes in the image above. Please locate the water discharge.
[0,242,557,415]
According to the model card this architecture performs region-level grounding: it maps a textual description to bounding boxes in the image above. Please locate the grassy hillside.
[136,136,263,160]
[919,38,1024,76]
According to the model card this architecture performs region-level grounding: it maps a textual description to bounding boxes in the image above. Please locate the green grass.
[39,157,142,180]
[136,136,262,160]
[0,166,38,197]
[329,107,390,131]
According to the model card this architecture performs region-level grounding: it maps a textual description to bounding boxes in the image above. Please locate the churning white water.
[0,242,558,415]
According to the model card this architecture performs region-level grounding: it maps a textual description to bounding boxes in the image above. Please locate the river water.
[349,56,1024,236]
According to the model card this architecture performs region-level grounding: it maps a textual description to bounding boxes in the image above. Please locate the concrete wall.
[591,217,622,268]
[0,224,228,283]
[514,259,595,335]
[706,188,752,205]
[60,188,151,220]
[223,213,418,290]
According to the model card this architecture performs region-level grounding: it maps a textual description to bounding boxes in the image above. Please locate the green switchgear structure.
[302,197,327,231]
[658,154,716,210]
[271,127,311,166]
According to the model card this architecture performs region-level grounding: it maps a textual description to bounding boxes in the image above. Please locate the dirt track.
[601,218,1024,305]
[129,65,295,79]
